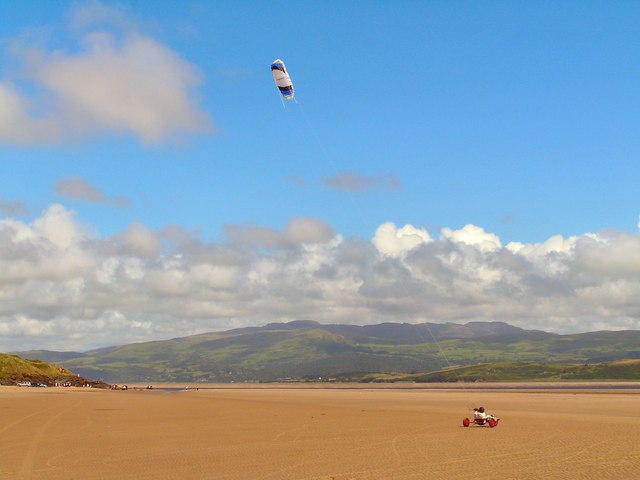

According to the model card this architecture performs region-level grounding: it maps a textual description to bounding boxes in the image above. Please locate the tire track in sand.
[0,400,61,436]
[14,397,83,480]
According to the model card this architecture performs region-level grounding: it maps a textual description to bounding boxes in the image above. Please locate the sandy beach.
[2,385,639,479]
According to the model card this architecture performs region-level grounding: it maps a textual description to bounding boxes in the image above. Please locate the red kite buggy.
[463,407,499,428]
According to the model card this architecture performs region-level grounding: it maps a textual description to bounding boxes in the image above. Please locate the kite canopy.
[271,58,294,100]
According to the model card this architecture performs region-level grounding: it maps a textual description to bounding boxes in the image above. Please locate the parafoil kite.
[271,58,294,100]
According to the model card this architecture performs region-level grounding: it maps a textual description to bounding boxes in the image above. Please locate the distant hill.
[338,360,640,383]
[11,321,640,383]
[0,353,109,387]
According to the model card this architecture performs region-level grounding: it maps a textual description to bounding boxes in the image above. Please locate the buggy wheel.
[463,418,470,427]
[489,419,497,427]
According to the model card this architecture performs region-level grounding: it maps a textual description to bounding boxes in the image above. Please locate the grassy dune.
[0,353,109,387]
[0,353,64,378]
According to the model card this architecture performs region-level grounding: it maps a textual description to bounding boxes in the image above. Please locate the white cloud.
[441,224,502,252]
[0,4,211,145]
[373,222,432,257]
[506,234,577,257]
[283,217,335,245]
[0,315,55,337]
[189,264,239,290]
[0,205,94,285]
[0,83,62,143]
[1,207,640,351]
[574,231,640,278]
[111,222,161,257]
[33,203,86,249]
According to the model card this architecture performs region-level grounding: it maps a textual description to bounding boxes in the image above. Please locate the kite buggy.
[463,407,499,428]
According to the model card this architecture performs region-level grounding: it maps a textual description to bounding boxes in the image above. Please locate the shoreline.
[5,380,640,392]
[123,380,640,389]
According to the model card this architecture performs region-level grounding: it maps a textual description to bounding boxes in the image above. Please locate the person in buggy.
[474,406,497,420]
[464,407,499,427]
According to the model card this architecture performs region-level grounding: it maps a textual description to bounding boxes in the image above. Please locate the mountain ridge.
[11,320,640,383]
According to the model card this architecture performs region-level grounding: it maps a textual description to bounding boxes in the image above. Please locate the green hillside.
[381,359,640,382]
[0,353,109,387]
[0,353,64,378]
[13,321,640,383]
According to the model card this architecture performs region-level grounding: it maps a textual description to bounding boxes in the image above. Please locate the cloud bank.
[0,3,211,144]
[2,204,640,351]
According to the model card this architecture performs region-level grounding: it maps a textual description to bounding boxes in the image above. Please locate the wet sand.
[2,385,639,479]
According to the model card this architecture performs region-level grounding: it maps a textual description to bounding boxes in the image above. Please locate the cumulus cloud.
[2,207,640,351]
[441,224,502,252]
[33,203,87,249]
[372,222,432,258]
[322,172,400,193]
[0,3,211,144]
[55,177,130,207]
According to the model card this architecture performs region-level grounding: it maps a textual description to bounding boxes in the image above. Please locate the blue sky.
[2,1,640,350]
